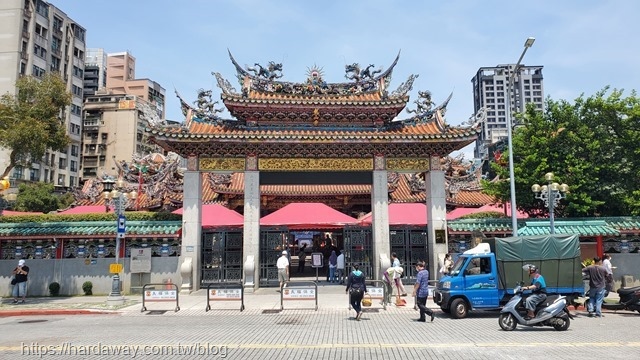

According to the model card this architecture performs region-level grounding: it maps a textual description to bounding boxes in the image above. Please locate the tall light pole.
[506,36,536,235]
[102,177,137,305]
[531,172,569,234]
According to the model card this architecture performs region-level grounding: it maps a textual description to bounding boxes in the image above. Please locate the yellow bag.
[361,293,372,307]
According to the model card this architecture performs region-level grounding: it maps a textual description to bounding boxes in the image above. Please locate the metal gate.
[259,227,289,287]
[390,226,428,279]
[201,230,243,285]
[343,226,373,279]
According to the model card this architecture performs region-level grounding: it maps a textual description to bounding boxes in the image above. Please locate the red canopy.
[58,205,110,214]
[359,203,429,226]
[446,207,479,220]
[172,204,244,228]
[260,203,358,229]
[477,203,529,219]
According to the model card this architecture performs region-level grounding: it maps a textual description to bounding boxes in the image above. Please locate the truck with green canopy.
[433,234,584,319]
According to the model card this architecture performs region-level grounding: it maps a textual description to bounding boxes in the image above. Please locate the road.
[0,306,638,359]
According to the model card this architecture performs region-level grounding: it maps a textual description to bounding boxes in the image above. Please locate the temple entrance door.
[343,225,373,279]
[390,226,428,280]
[201,229,243,286]
[259,227,290,287]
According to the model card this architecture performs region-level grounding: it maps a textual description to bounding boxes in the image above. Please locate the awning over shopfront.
[359,203,429,226]
[260,203,359,229]
[172,204,244,228]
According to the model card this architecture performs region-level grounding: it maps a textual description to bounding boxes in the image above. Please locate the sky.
[51,0,640,159]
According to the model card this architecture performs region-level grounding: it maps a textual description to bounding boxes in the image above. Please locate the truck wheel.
[498,313,517,331]
[450,298,469,319]
[553,316,570,331]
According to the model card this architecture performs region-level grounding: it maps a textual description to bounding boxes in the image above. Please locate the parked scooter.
[498,283,573,331]
[602,286,640,313]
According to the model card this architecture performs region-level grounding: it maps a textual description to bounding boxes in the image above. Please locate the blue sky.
[51,0,640,158]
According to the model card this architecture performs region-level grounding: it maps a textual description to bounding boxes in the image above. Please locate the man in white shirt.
[277,250,289,291]
[336,252,345,284]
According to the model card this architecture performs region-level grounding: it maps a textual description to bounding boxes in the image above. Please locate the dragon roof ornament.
[225,49,402,97]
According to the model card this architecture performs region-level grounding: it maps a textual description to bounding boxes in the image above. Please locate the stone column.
[426,156,448,279]
[243,170,260,293]
[371,157,389,280]
[180,167,202,294]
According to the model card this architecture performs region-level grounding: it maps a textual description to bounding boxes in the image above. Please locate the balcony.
[23,8,32,18]
[22,30,30,39]
[51,47,61,57]
[53,27,62,36]
[21,51,29,61]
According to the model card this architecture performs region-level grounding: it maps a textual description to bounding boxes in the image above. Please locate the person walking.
[328,250,338,283]
[336,251,345,284]
[583,256,609,318]
[602,254,614,295]
[11,259,29,304]
[345,264,367,321]
[413,261,434,322]
[276,250,289,291]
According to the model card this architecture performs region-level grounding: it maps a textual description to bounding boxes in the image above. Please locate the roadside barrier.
[348,280,388,311]
[141,283,180,312]
[205,282,245,312]
[280,281,318,311]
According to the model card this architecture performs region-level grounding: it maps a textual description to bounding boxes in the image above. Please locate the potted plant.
[82,281,93,296]
[49,282,60,297]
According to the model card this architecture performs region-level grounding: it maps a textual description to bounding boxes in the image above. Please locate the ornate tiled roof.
[517,220,619,237]
[0,221,181,238]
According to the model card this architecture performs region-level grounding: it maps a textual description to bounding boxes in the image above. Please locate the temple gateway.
[147,51,479,292]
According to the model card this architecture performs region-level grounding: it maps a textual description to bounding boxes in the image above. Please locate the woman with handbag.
[345,264,367,321]
[12,259,29,304]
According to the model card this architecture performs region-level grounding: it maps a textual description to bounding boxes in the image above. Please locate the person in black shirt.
[345,264,367,321]
[12,259,29,304]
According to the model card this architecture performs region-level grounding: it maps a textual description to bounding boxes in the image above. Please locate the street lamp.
[531,172,569,234]
[102,177,137,304]
[506,36,536,235]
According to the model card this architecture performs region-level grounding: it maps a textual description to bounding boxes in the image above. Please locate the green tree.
[14,183,61,213]
[0,74,72,178]
[482,87,640,217]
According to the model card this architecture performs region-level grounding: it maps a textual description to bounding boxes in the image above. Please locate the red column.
[596,235,603,258]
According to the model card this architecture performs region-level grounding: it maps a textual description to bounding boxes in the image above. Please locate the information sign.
[311,252,323,268]
[144,289,177,301]
[282,287,316,300]
[208,288,242,300]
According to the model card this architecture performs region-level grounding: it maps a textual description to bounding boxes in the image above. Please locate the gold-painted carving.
[199,158,246,171]
[386,158,431,171]
[259,158,373,171]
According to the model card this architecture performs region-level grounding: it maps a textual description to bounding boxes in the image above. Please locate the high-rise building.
[106,51,165,120]
[0,0,85,190]
[84,48,107,96]
[471,64,544,160]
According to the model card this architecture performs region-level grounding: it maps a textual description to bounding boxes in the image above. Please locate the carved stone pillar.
[243,156,260,292]
[180,165,202,294]
[371,155,389,280]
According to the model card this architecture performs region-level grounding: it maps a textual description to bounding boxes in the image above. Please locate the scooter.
[602,285,640,313]
[498,283,573,331]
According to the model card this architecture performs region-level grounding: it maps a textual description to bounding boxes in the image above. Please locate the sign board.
[367,286,384,299]
[311,252,323,268]
[109,263,123,274]
[208,288,241,301]
[144,289,177,302]
[130,248,152,273]
[117,215,126,239]
[282,287,316,300]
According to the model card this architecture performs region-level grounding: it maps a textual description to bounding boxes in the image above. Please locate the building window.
[73,47,84,60]
[34,23,48,37]
[69,176,75,187]
[70,160,77,172]
[57,174,65,186]
[70,104,82,116]
[72,85,83,97]
[13,166,24,180]
[35,0,49,17]
[71,145,79,157]
[34,44,47,59]
[73,66,83,78]
[30,168,40,182]
[32,65,45,78]
[74,27,85,42]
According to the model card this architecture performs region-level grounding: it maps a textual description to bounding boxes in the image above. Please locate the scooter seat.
[617,286,640,296]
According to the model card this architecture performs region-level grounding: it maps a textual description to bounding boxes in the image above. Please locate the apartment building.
[0,0,85,190]
[81,93,157,179]
[471,64,544,160]
[84,48,107,97]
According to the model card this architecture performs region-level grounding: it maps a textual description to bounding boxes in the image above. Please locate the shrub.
[82,281,93,296]
[49,282,60,296]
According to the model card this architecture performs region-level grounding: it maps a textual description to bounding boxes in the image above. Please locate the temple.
[145,51,480,292]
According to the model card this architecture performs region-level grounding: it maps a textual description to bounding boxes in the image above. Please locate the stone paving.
[0,284,638,359]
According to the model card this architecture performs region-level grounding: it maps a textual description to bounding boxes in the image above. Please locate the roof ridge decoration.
[225,49,403,98]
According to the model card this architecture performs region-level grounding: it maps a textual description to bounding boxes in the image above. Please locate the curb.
[0,309,119,317]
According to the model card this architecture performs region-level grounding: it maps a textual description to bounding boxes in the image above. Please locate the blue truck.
[434,234,584,319]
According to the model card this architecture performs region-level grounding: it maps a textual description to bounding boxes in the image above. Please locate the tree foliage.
[0,73,71,178]
[482,87,640,217]
[14,183,62,213]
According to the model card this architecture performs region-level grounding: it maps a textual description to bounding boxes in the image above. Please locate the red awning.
[477,203,529,219]
[260,203,359,229]
[446,207,480,220]
[172,204,244,228]
[359,203,429,226]
[58,205,110,214]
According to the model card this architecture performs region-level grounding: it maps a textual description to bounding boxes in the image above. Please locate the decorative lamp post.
[531,172,569,234]
[102,177,137,304]
[506,36,536,236]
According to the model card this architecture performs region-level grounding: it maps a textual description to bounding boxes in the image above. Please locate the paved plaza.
[0,284,638,359]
